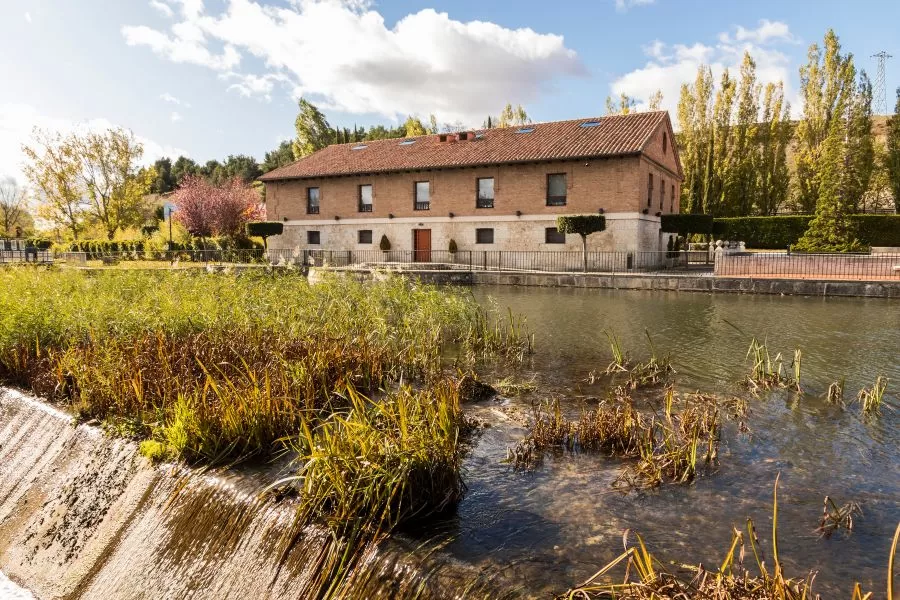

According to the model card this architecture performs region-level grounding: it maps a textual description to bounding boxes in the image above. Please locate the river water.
[2,286,897,599]
[424,286,900,598]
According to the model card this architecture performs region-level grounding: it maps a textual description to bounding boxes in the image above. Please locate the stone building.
[259,111,682,262]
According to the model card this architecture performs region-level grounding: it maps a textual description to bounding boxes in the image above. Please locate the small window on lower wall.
[475,228,494,244]
[358,230,372,244]
[545,227,566,244]
[307,230,320,245]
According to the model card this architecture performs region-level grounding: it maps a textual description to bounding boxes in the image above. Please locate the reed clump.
[745,338,801,391]
[0,268,528,463]
[857,376,888,415]
[816,496,862,539]
[559,477,900,600]
[511,390,719,488]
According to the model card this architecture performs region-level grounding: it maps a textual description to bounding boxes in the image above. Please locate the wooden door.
[413,229,431,262]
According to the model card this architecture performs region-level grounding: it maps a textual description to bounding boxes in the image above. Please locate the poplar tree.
[677,67,714,214]
[886,88,900,212]
[755,82,792,215]
[293,99,334,159]
[724,53,760,217]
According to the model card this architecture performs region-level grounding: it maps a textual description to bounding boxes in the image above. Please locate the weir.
[0,387,486,600]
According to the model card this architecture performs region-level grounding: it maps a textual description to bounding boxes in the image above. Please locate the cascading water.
[0,387,489,600]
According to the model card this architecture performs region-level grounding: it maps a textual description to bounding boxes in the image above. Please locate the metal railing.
[293,249,712,274]
[413,202,430,211]
[358,203,373,212]
[714,251,900,281]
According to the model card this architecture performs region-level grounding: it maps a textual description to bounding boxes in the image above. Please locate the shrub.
[660,214,713,236]
[557,215,606,272]
[246,221,284,251]
[713,215,900,249]
[379,234,391,251]
[713,216,812,249]
[448,238,458,253]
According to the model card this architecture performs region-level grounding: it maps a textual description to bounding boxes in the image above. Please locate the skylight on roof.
[351,144,368,150]
[515,127,535,134]
[580,121,602,127]
[398,140,416,145]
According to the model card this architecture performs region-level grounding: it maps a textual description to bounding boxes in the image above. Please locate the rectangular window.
[475,228,494,244]
[670,184,675,213]
[358,184,373,212]
[647,174,654,207]
[307,230,320,245]
[545,227,566,244]
[660,178,665,210]
[476,177,494,208]
[358,230,372,244]
[414,181,430,210]
[307,187,320,214]
[546,173,567,206]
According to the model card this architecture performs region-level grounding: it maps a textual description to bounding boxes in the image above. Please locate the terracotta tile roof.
[260,111,671,181]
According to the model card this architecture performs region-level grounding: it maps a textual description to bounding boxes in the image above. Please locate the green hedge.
[556,214,606,236]
[712,215,900,249]
[660,214,713,235]
[53,236,263,256]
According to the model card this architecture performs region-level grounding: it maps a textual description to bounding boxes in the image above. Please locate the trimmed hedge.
[53,236,263,256]
[556,214,606,236]
[712,215,900,249]
[660,214,713,235]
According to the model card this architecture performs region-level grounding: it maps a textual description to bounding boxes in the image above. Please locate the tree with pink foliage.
[172,175,262,239]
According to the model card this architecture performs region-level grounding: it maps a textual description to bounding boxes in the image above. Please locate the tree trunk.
[581,234,588,273]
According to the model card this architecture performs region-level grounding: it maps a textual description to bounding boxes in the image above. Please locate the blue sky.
[2,0,899,182]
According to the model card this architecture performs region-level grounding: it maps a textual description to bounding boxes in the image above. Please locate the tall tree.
[403,116,427,137]
[262,140,295,173]
[704,68,736,216]
[171,156,200,186]
[605,93,635,115]
[498,103,530,127]
[22,128,87,240]
[677,67,714,214]
[293,98,333,158]
[724,53,760,217]
[0,178,30,236]
[150,157,176,194]
[221,154,262,184]
[886,88,900,212]
[70,128,155,239]
[793,30,858,213]
[647,89,664,111]
[795,60,863,252]
[755,82,792,215]
[843,71,875,212]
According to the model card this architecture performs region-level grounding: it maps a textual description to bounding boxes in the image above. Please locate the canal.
[427,286,900,597]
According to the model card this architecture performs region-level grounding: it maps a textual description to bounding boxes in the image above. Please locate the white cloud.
[609,22,796,126]
[615,0,655,12]
[24,12,32,23]
[718,20,796,45]
[159,92,191,108]
[0,103,188,184]
[121,0,584,124]
[170,111,183,122]
[150,0,174,18]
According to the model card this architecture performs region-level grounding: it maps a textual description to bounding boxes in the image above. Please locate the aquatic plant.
[493,375,537,397]
[815,495,862,539]
[559,477,900,600]
[512,391,719,488]
[0,268,528,462]
[857,375,888,415]
[604,330,629,373]
[745,337,801,391]
[828,377,846,405]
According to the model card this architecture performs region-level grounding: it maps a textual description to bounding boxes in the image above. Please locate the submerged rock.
[457,375,497,403]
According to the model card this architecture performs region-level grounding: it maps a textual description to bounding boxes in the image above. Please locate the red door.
[413,229,431,262]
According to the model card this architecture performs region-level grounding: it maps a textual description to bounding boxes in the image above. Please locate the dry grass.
[558,477,900,600]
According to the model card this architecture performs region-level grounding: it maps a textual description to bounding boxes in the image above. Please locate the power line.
[871,51,892,115]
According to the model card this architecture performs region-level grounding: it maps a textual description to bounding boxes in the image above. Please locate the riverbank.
[330,268,900,298]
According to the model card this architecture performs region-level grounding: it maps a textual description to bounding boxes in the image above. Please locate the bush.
[660,214,713,236]
[379,234,391,251]
[713,215,900,249]
[713,216,812,249]
[245,221,284,239]
[448,238,458,253]
[52,236,262,258]
[852,215,900,247]
[556,214,606,236]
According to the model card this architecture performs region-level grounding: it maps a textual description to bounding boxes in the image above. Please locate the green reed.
[745,337,801,391]
[0,268,527,462]
[858,375,888,415]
